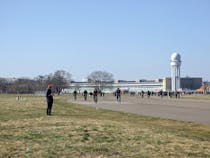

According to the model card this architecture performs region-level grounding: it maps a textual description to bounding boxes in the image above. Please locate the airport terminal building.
[163,77,202,91]
[63,77,202,93]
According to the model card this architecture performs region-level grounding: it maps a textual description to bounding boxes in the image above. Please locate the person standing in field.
[46,84,53,116]
[93,88,98,103]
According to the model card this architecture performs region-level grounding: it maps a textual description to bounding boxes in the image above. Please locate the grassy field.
[0,94,210,158]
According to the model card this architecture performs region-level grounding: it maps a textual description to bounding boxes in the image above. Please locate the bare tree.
[50,70,72,94]
[87,70,114,90]
[87,71,114,83]
[0,78,9,93]
[34,75,48,91]
[0,70,72,94]
[11,78,36,94]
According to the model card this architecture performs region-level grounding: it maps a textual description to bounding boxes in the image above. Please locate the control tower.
[170,53,181,91]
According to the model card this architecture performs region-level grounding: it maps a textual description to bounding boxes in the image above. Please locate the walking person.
[46,84,53,116]
[116,88,121,103]
[93,88,98,104]
[83,90,88,101]
[147,90,151,99]
[168,91,172,99]
[73,89,77,101]
[159,90,163,99]
[141,90,144,99]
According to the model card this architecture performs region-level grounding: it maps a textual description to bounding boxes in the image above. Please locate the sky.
[0,0,210,81]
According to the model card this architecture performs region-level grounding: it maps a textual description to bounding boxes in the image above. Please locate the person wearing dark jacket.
[46,84,53,115]
[93,88,98,103]
[83,90,88,101]
[73,90,77,101]
[116,88,121,102]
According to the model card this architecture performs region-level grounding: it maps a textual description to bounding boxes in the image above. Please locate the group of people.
[73,88,122,103]
[73,89,97,103]
[46,85,181,116]
[45,85,123,116]
[139,90,181,99]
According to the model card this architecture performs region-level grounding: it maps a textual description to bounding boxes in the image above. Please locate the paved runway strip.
[69,95,210,125]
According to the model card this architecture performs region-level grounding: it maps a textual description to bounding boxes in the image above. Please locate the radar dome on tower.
[171,53,181,61]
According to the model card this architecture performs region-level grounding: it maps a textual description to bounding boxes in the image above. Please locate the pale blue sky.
[0,0,210,81]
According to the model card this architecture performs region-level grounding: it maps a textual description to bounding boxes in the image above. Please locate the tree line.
[0,70,114,94]
[0,70,71,94]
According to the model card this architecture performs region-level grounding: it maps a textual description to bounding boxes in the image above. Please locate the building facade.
[62,77,202,94]
[163,77,202,91]
[62,80,163,94]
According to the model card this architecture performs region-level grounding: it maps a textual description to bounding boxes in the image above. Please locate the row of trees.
[0,70,114,94]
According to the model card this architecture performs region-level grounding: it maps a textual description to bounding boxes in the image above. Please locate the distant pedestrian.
[73,90,77,101]
[46,84,53,116]
[141,90,144,98]
[116,88,121,103]
[168,91,172,99]
[147,90,151,99]
[177,91,180,98]
[175,91,178,99]
[159,90,163,98]
[93,88,98,103]
[83,90,88,101]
